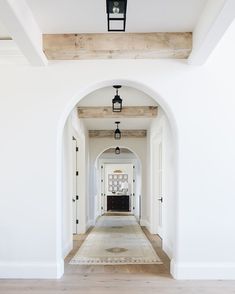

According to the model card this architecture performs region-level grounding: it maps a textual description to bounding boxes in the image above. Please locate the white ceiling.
[25,0,207,33]
[78,86,158,131]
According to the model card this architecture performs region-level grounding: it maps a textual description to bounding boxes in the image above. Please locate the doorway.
[96,147,141,221]
[60,81,177,278]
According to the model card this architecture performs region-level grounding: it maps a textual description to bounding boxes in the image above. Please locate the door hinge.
[76,195,79,200]
[76,219,79,224]
[133,207,135,210]
[76,147,79,152]
[76,171,79,176]
[101,206,103,210]
[133,165,135,168]
[133,179,135,182]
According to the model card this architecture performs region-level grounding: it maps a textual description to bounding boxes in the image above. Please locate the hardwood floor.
[0,216,235,294]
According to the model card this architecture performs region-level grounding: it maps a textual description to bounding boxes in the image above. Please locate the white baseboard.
[63,241,73,258]
[140,219,150,231]
[0,259,64,279]
[171,259,235,280]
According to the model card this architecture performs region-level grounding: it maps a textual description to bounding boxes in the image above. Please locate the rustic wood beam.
[43,33,192,60]
[89,130,147,138]
[78,106,158,118]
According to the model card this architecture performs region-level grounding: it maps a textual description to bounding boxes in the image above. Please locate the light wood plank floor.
[1,216,235,293]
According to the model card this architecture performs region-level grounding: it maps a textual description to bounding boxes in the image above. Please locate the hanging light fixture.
[112,85,122,112]
[115,147,120,154]
[106,0,127,32]
[114,121,121,140]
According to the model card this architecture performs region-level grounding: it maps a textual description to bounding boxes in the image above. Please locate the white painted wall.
[0,20,235,279]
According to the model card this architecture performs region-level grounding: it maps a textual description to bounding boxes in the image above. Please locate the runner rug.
[70,215,162,265]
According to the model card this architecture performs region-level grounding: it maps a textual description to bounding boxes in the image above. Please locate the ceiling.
[25,0,207,34]
[78,86,158,131]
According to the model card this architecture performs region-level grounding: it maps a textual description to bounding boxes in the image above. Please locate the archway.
[57,79,178,277]
[94,146,142,220]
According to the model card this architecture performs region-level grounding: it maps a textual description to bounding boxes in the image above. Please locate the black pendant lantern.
[114,121,121,140]
[112,85,122,112]
[106,0,127,32]
[115,147,120,154]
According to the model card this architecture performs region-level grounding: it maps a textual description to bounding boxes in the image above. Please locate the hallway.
[70,214,162,265]
[1,224,235,294]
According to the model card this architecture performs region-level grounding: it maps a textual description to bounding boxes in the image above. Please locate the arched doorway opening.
[57,79,178,277]
[94,146,142,221]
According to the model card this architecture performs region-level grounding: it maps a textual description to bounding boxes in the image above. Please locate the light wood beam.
[78,106,158,118]
[89,130,147,138]
[43,33,192,60]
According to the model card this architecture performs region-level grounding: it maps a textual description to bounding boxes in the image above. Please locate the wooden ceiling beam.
[89,130,147,138]
[77,106,158,118]
[43,33,192,60]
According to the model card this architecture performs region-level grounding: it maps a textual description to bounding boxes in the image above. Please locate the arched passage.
[57,79,178,277]
[94,146,142,220]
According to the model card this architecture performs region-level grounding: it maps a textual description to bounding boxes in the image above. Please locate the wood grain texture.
[77,106,158,118]
[43,33,192,60]
[89,130,147,138]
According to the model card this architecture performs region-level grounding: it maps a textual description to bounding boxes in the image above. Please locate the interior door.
[157,141,163,236]
[153,137,163,237]
[72,136,78,234]
[100,164,105,215]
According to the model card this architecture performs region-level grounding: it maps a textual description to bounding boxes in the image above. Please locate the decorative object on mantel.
[106,0,127,32]
[115,146,120,154]
[70,215,162,265]
[112,85,123,112]
[114,121,121,140]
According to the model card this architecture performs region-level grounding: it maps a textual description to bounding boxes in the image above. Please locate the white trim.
[171,259,235,280]
[63,241,73,259]
[0,259,64,279]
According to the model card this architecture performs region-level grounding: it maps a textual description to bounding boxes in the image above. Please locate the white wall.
[0,21,235,279]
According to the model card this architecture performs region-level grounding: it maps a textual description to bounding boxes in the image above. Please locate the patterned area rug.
[70,215,162,265]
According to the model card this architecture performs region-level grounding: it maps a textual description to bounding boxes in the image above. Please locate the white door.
[100,164,105,215]
[72,137,78,234]
[152,137,163,237]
